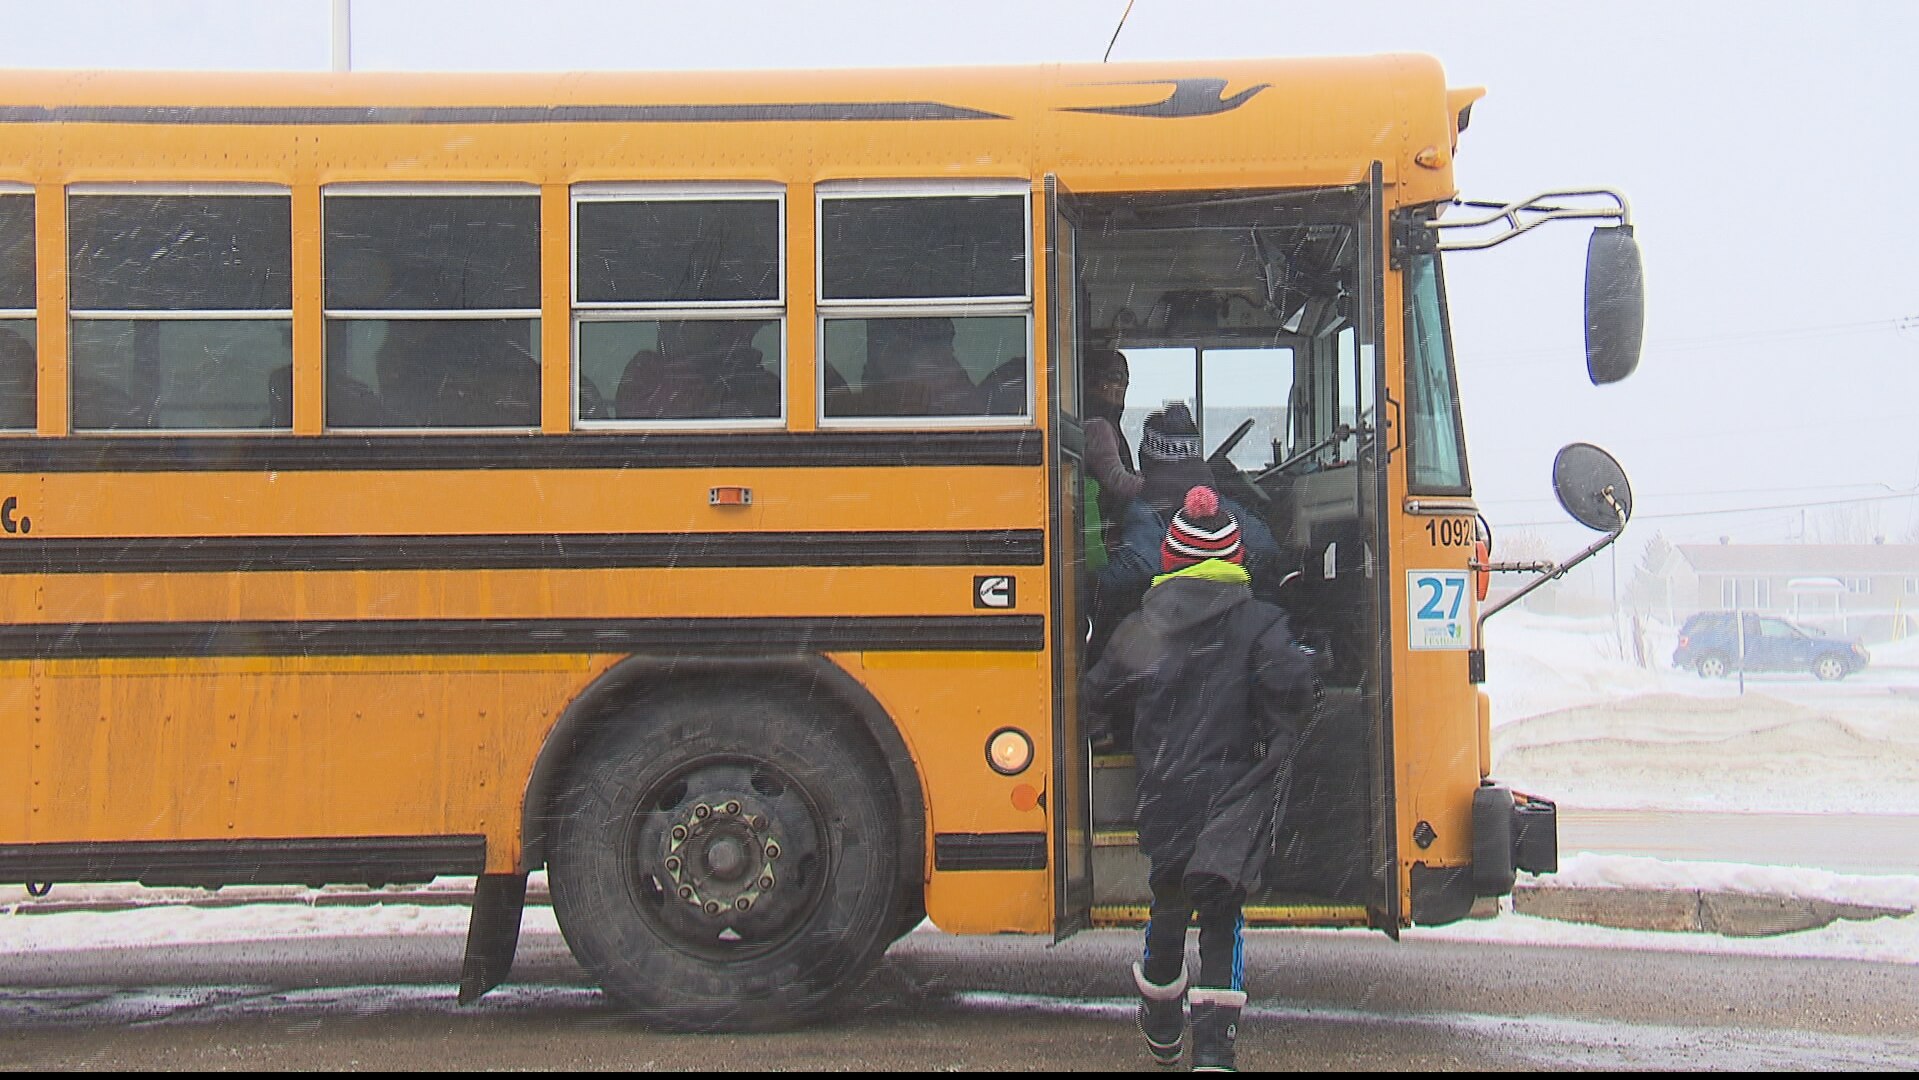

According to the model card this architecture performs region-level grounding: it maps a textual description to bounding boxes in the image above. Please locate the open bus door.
[1354,162,1400,934]
[1247,165,1399,934]
[1045,174,1095,939]
[1045,171,1397,936]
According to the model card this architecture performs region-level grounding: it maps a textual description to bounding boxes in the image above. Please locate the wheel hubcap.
[632,757,827,955]
[663,797,782,916]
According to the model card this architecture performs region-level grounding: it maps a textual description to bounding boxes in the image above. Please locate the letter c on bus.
[0,495,24,534]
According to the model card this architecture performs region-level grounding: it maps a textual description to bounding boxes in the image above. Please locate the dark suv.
[1672,611,1869,681]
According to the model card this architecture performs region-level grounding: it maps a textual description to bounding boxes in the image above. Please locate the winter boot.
[1131,960,1188,1067]
[1189,987,1246,1072]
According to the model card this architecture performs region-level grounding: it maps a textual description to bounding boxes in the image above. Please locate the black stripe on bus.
[0,615,1046,660]
[0,430,1044,473]
[0,835,486,888]
[0,530,1046,575]
[0,102,1010,125]
[933,832,1049,872]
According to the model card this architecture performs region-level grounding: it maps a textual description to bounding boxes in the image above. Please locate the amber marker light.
[986,727,1034,776]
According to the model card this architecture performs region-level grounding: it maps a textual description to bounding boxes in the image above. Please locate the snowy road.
[4,925,1918,1070]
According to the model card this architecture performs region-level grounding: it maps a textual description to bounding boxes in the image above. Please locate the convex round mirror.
[1553,442,1633,533]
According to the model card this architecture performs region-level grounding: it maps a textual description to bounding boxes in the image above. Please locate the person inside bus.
[978,354,1028,415]
[1082,484,1316,1072]
[617,320,776,421]
[1092,403,1282,678]
[1083,348,1143,549]
[857,317,987,416]
[693,320,778,419]
[376,320,538,428]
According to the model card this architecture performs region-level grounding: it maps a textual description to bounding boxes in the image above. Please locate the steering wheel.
[1206,417,1272,515]
[1208,417,1257,463]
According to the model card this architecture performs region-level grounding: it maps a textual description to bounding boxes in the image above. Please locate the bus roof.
[0,55,1470,200]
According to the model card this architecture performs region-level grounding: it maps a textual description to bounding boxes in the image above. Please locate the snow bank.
[1544,852,1919,911]
[1406,903,1919,966]
[1483,611,1919,814]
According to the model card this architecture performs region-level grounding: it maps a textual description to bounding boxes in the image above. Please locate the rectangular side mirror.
[1584,225,1644,385]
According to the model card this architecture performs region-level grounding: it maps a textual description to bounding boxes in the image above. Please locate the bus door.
[1044,174,1094,938]
[1052,176,1397,933]
[1246,167,1398,933]
[1353,163,1398,933]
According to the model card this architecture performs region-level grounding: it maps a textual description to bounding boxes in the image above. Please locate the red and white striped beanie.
[1161,486,1243,571]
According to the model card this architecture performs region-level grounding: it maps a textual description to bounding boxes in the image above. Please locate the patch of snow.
[1482,610,1919,814]
[0,900,562,954]
[1403,903,1919,967]
[1543,852,1919,911]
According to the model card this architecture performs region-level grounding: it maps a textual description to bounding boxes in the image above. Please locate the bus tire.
[547,686,901,1032]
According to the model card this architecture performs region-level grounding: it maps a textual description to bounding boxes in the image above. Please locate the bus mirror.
[1475,442,1634,657]
[1552,442,1632,533]
[1584,225,1644,385]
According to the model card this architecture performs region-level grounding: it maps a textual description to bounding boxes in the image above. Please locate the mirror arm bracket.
[1469,498,1627,684]
[1428,189,1633,253]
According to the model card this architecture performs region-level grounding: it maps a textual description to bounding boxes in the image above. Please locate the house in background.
[1670,542,1919,642]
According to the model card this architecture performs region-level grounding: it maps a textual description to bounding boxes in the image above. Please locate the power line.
[1102,0,1135,63]
[1478,481,1914,506]
[1461,312,1919,368]
[1491,488,1919,529]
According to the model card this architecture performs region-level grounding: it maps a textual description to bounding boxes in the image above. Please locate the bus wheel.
[548,688,900,1031]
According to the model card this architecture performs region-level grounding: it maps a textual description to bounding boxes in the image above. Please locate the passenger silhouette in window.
[615,321,775,421]
[374,321,538,428]
[859,317,986,417]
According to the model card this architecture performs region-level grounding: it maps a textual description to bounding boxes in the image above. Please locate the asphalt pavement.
[3,926,1917,1069]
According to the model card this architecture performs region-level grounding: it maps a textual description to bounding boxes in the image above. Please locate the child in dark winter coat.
[1082,485,1318,1072]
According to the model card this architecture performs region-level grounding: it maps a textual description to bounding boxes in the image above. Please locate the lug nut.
[764,841,781,859]
[694,804,711,819]
[664,856,680,873]
[759,875,775,889]
[704,900,722,916]
[671,825,687,842]
[735,897,752,912]
[678,885,694,900]
[724,800,741,815]
[748,814,767,831]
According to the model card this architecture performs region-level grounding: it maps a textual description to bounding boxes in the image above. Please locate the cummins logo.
[974,575,1016,609]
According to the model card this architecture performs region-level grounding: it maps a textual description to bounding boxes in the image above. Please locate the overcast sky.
[2,0,1914,551]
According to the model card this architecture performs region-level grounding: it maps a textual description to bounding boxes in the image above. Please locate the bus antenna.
[1103,0,1136,62]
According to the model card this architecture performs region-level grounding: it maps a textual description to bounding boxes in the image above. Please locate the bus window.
[573,189,784,424]
[0,190,32,431]
[822,314,1026,418]
[818,185,1031,422]
[68,189,291,431]
[323,188,540,430]
[1201,347,1294,472]
[1115,346,1195,454]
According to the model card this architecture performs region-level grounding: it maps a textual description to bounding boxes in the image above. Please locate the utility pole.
[331,0,352,73]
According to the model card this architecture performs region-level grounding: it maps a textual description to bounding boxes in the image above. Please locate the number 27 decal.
[1415,575,1465,620]
[1407,570,1471,650]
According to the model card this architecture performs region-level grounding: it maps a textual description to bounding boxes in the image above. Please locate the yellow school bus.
[0,55,1640,1029]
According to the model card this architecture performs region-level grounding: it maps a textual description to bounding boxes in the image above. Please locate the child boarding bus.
[0,55,1641,1030]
